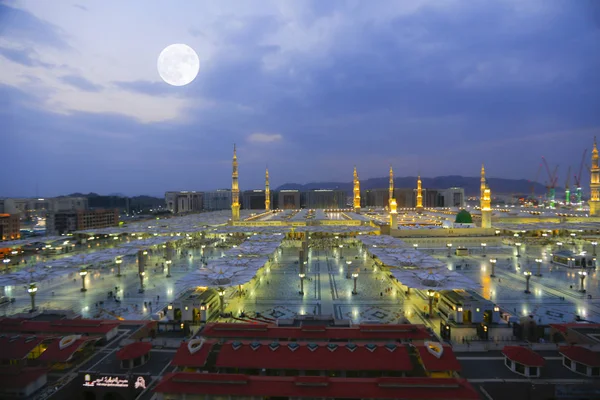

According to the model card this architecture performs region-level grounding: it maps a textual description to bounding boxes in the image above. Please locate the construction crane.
[573,149,588,206]
[564,166,572,206]
[542,157,559,208]
[529,164,543,204]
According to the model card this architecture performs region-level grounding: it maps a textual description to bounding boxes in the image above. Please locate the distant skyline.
[1,0,599,197]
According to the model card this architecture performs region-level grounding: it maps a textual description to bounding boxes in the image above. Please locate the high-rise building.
[203,190,232,211]
[46,209,118,235]
[439,188,465,208]
[0,214,20,241]
[278,190,300,209]
[590,137,599,216]
[165,192,203,214]
[241,190,266,210]
[304,190,346,209]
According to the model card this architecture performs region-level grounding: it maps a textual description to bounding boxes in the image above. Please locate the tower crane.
[529,164,543,204]
[564,166,572,206]
[542,157,559,208]
[573,149,588,206]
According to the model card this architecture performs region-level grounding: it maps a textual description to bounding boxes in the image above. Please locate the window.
[515,363,525,374]
[529,366,537,376]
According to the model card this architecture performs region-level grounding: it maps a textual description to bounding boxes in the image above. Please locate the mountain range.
[276,175,560,197]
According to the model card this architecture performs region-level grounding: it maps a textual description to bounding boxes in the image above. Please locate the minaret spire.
[389,165,398,228]
[265,166,271,211]
[389,165,394,208]
[353,166,361,213]
[590,137,600,216]
[480,163,486,200]
[231,144,240,222]
[416,174,423,212]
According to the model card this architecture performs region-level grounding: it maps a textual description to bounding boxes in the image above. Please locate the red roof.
[0,318,120,336]
[154,373,480,399]
[171,340,215,368]
[37,337,96,363]
[0,367,48,389]
[416,345,461,371]
[0,335,51,360]
[559,346,600,367]
[200,322,430,341]
[216,341,412,371]
[502,346,545,367]
[116,342,152,360]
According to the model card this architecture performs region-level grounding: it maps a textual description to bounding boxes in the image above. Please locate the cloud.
[0,4,70,49]
[60,74,102,92]
[247,133,283,143]
[0,46,53,68]
[113,80,177,96]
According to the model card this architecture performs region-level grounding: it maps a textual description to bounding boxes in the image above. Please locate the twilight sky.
[1,0,599,197]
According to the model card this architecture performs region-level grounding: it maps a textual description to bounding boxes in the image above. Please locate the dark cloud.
[0,4,70,48]
[60,74,103,92]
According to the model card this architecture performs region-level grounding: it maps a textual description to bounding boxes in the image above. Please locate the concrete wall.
[391,227,497,238]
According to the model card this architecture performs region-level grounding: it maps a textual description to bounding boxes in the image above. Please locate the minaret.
[265,167,271,211]
[480,164,486,200]
[353,166,361,213]
[389,166,397,227]
[415,175,424,212]
[590,137,600,216]
[481,184,492,228]
[231,144,240,222]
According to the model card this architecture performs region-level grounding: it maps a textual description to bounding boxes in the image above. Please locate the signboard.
[80,372,151,398]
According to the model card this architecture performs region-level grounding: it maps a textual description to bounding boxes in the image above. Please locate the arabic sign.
[82,373,148,390]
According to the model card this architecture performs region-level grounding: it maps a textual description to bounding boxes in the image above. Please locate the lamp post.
[413,243,419,251]
[165,260,172,277]
[139,271,145,293]
[495,230,501,236]
[535,258,543,277]
[27,283,37,312]
[299,273,305,295]
[570,233,576,245]
[481,243,487,257]
[218,288,225,315]
[79,268,88,292]
[515,242,522,258]
[579,271,587,293]
[339,244,344,259]
[352,273,358,295]
[115,258,122,277]
[490,258,497,278]
[557,242,563,252]
[592,241,597,257]
[2,259,10,268]
[346,260,352,279]
[446,243,452,258]
[427,289,435,316]
[524,271,532,294]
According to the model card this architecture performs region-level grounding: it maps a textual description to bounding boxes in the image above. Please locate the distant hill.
[66,192,164,210]
[276,176,556,197]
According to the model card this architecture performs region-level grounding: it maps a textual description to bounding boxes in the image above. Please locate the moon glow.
[157,44,200,86]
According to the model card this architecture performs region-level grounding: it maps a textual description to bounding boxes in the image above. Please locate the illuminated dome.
[455,209,473,224]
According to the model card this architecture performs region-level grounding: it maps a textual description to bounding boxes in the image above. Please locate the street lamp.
[115,258,122,277]
[139,271,145,293]
[352,272,359,295]
[579,271,587,293]
[27,283,37,312]
[524,271,532,294]
[299,273,305,295]
[515,242,522,257]
[592,241,597,257]
[427,289,435,316]
[481,243,487,257]
[446,243,453,258]
[346,260,352,279]
[79,268,88,292]
[218,288,225,315]
[557,242,563,252]
[165,260,172,278]
[413,243,419,250]
[495,230,501,236]
[339,244,344,259]
[490,258,497,278]
[535,258,543,277]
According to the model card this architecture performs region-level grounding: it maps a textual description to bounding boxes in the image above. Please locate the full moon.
[157,44,200,86]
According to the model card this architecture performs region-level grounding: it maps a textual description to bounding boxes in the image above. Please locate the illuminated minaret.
[388,166,397,227]
[231,144,240,222]
[265,167,271,211]
[590,137,600,216]
[353,166,361,213]
[415,175,423,212]
[480,164,486,200]
[481,183,492,228]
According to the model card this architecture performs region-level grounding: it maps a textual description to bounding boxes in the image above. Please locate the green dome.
[455,209,473,224]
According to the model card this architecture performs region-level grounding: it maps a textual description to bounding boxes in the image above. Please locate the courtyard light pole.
[515,242,522,258]
[427,289,435,316]
[446,243,452,258]
[524,271,532,294]
[592,241,597,257]
[115,257,122,277]
[166,260,172,278]
[557,242,563,252]
[80,268,88,292]
[490,258,497,278]
[139,271,145,293]
[346,260,352,279]
[339,244,344,259]
[27,283,37,312]
[352,272,358,295]
[535,258,543,277]
[579,271,587,293]
[413,243,419,251]
[299,273,305,295]
[218,288,225,315]
[481,243,487,257]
